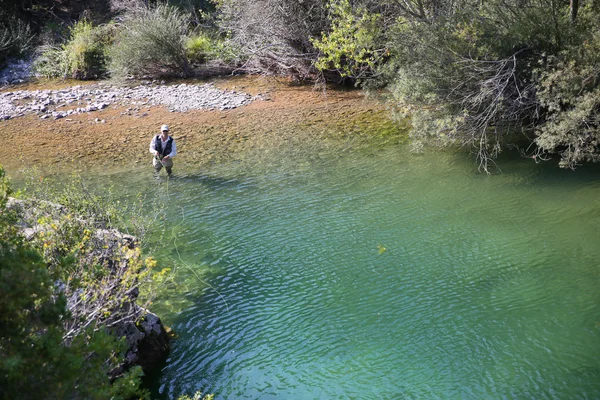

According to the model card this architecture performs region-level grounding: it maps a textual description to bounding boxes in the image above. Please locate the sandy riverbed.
[2,76,404,176]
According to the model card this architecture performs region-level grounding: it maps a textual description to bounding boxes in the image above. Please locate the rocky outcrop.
[110,308,170,378]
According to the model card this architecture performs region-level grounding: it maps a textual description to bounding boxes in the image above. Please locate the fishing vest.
[154,135,173,158]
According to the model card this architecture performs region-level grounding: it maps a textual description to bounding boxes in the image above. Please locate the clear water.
[27,142,600,399]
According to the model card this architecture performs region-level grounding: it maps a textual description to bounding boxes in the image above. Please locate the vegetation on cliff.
[0,166,169,398]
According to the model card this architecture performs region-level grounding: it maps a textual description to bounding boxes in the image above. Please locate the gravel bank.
[1,81,256,120]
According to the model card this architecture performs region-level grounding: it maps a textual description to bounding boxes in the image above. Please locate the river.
[5,79,600,399]
[53,141,599,399]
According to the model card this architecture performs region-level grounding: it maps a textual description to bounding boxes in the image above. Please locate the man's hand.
[154,151,159,157]
[162,155,170,160]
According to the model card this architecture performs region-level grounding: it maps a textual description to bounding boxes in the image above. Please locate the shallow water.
[19,139,600,399]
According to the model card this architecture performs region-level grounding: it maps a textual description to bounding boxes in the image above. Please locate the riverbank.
[2,76,403,176]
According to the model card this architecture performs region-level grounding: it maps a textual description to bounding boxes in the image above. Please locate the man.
[150,124,177,175]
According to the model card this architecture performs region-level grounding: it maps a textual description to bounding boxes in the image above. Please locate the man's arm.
[149,136,157,155]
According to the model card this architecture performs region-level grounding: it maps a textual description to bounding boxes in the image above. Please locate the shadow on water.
[444,145,600,189]
[168,172,254,192]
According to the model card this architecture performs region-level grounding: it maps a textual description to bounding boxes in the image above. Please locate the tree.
[378,0,586,171]
[216,0,329,79]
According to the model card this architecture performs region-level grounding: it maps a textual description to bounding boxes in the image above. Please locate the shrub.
[31,44,70,78]
[311,0,386,80]
[217,0,329,78]
[534,6,600,168]
[19,172,160,344]
[185,31,241,65]
[110,0,152,15]
[109,4,192,78]
[65,20,114,79]
[0,18,34,66]
[33,20,113,79]
[379,0,577,172]
[186,33,212,64]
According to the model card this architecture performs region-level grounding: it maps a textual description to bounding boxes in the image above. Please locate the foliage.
[109,3,192,78]
[64,20,114,79]
[33,19,114,79]
[186,30,240,64]
[216,0,330,78]
[169,0,216,25]
[19,172,161,341]
[534,6,600,168]
[110,0,154,15]
[378,0,582,171]
[186,32,213,64]
[0,166,147,400]
[177,392,215,400]
[0,17,34,66]
[312,0,386,80]
[31,44,70,78]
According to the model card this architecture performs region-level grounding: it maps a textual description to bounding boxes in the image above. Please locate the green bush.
[109,4,192,78]
[185,31,240,64]
[33,20,113,79]
[311,0,386,80]
[65,20,114,79]
[186,33,212,64]
[534,6,600,168]
[378,0,580,171]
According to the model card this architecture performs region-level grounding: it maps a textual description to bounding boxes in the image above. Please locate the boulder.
[109,308,170,378]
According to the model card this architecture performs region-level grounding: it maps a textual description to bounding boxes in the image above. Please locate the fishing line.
[170,205,229,313]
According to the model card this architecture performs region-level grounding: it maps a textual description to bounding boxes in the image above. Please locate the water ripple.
[149,149,600,399]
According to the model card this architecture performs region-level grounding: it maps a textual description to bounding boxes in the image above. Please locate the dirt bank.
[3,76,403,175]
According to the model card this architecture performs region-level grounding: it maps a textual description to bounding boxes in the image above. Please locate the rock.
[108,308,170,379]
[0,81,253,120]
[135,310,170,372]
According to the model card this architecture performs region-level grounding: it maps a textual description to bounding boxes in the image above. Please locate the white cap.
[161,124,169,132]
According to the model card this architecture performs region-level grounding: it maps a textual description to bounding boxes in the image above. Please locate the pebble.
[0,74,255,121]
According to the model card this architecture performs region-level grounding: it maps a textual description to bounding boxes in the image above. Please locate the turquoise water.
[31,142,600,398]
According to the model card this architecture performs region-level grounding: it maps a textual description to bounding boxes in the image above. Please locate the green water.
[22,141,600,399]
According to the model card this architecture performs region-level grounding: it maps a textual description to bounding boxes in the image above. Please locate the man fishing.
[150,124,177,175]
